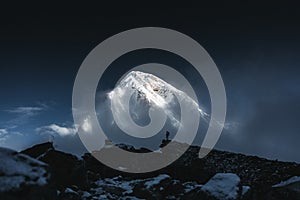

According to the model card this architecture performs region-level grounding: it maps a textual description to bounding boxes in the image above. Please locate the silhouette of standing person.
[166,131,170,141]
[160,131,171,148]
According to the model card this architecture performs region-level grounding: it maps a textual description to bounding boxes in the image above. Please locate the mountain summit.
[110,71,202,112]
[107,71,206,141]
[117,71,179,106]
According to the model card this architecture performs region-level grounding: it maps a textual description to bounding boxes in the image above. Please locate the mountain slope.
[15,142,300,199]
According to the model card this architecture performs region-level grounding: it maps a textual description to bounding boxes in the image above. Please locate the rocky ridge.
[0,142,299,199]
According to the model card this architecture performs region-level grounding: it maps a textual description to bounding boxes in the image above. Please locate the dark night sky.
[0,2,299,161]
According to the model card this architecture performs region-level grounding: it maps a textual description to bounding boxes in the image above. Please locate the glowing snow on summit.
[108,71,209,126]
[109,71,172,108]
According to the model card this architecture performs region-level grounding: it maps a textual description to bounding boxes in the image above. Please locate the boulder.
[133,174,172,199]
[22,143,88,189]
[268,176,300,199]
[201,173,241,200]
[58,188,80,200]
[183,173,242,200]
[0,147,56,200]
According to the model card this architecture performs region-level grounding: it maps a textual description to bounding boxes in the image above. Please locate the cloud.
[0,129,9,142]
[3,104,48,128]
[223,122,239,131]
[35,124,87,155]
[6,106,46,117]
[0,129,8,135]
[215,63,300,162]
[36,124,77,137]
[81,117,92,133]
[0,128,23,144]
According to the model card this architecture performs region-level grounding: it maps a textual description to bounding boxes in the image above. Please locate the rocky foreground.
[0,142,299,200]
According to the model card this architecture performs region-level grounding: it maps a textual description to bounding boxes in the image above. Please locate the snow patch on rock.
[0,147,49,192]
[272,176,300,188]
[201,173,241,200]
[144,174,170,189]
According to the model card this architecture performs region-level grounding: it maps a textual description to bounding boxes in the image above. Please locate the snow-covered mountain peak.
[105,70,213,142]
[117,71,181,107]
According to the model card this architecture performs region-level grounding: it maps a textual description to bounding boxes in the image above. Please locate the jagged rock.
[133,174,171,199]
[183,173,242,200]
[59,188,80,200]
[241,186,251,199]
[21,142,54,158]
[90,176,137,199]
[267,176,300,199]
[202,173,241,200]
[22,143,88,189]
[0,147,56,200]
[88,174,188,199]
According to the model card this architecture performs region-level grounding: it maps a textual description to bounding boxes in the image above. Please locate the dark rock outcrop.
[0,147,56,200]
[267,176,300,200]
[22,143,88,189]
[21,142,54,158]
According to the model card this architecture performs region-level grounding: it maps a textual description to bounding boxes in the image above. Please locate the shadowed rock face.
[0,147,56,200]
[268,176,300,199]
[78,142,300,199]
[22,143,88,189]
[9,142,300,199]
[21,142,54,158]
